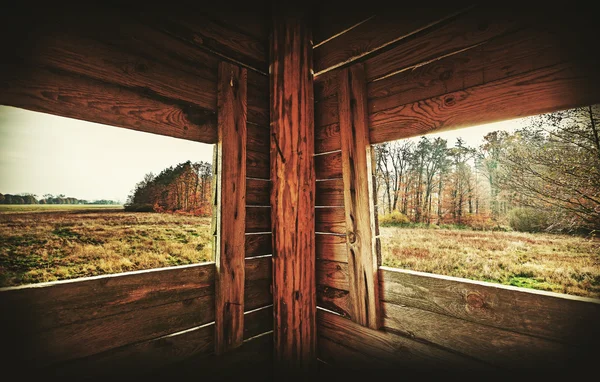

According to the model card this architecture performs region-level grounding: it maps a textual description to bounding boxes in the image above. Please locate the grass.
[380,226,600,298]
[0,205,213,287]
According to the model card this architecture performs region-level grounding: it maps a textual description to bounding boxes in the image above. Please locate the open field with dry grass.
[380,226,600,298]
[0,205,212,287]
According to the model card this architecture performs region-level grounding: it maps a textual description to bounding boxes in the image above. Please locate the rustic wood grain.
[314,6,465,75]
[315,96,339,128]
[314,71,338,102]
[245,207,271,233]
[338,64,381,329]
[316,285,352,318]
[247,123,270,154]
[316,233,348,262]
[246,178,270,206]
[379,267,600,347]
[369,61,600,144]
[317,260,350,291]
[245,234,272,257]
[317,309,486,371]
[315,123,341,154]
[315,208,346,234]
[247,150,270,179]
[271,8,316,371]
[0,67,218,143]
[315,151,343,179]
[215,62,247,354]
[315,179,344,207]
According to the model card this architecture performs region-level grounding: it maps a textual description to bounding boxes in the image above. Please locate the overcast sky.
[0,106,526,203]
[0,106,213,203]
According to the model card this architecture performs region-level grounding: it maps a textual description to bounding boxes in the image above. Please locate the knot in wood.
[347,232,356,244]
[444,95,456,106]
[466,292,485,309]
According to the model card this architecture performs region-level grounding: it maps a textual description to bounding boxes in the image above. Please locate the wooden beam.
[215,62,247,354]
[338,64,381,329]
[270,6,316,372]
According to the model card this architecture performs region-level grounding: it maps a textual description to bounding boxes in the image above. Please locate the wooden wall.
[314,3,600,375]
[0,3,272,378]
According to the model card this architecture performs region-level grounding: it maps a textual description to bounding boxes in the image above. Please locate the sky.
[0,106,527,203]
[0,106,213,203]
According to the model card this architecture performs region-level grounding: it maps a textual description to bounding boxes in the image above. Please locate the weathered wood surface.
[315,179,344,207]
[315,151,342,179]
[245,207,271,233]
[246,150,270,179]
[0,258,272,369]
[271,8,316,371]
[315,96,339,129]
[379,267,600,347]
[316,234,347,262]
[214,62,247,354]
[314,6,466,75]
[312,4,372,46]
[338,64,380,329]
[246,178,270,206]
[316,285,352,319]
[317,309,486,371]
[315,208,346,234]
[369,61,600,144]
[245,234,272,257]
[317,260,350,291]
[315,123,341,154]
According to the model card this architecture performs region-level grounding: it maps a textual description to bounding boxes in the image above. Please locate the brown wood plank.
[369,61,600,144]
[363,6,521,82]
[380,267,600,347]
[0,67,218,143]
[315,179,344,207]
[215,62,247,354]
[317,260,350,291]
[316,234,347,262]
[316,285,352,319]
[271,7,316,371]
[317,309,486,370]
[315,96,339,128]
[246,150,270,179]
[246,178,270,206]
[314,71,338,102]
[245,234,272,257]
[247,123,270,154]
[315,151,342,180]
[315,208,346,234]
[338,64,380,329]
[315,123,341,154]
[314,6,465,75]
[245,207,271,233]
[368,26,577,113]
[312,5,373,46]
[382,302,585,370]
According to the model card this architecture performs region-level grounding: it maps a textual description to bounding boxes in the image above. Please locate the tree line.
[374,105,600,233]
[0,193,119,205]
[125,160,213,216]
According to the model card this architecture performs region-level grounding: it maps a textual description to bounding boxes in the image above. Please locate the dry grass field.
[380,226,600,298]
[0,205,212,287]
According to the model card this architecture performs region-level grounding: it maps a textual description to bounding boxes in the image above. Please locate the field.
[380,226,600,298]
[0,205,213,287]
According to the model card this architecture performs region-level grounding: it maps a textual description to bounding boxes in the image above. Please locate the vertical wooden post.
[215,61,247,354]
[338,63,381,329]
[270,5,316,374]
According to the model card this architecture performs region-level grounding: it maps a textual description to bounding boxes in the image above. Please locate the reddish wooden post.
[215,61,247,354]
[338,63,381,329]
[270,4,317,375]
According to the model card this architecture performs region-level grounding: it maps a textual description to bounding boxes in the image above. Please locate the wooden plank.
[382,302,584,370]
[369,61,600,144]
[245,256,273,311]
[314,71,338,102]
[315,208,346,234]
[312,5,372,46]
[246,207,271,233]
[215,62,247,354]
[315,123,341,154]
[315,179,344,207]
[316,285,352,318]
[316,233,347,262]
[379,267,600,347]
[0,66,218,143]
[247,150,270,179]
[315,151,342,179]
[315,96,339,128]
[247,123,270,154]
[317,260,350,291]
[271,8,316,371]
[317,309,486,370]
[245,234,272,257]
[368,26,577,113]
[314,6,466,75]
[338,64,380,329]
[363,6,521,82]
[246,178,270,206]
